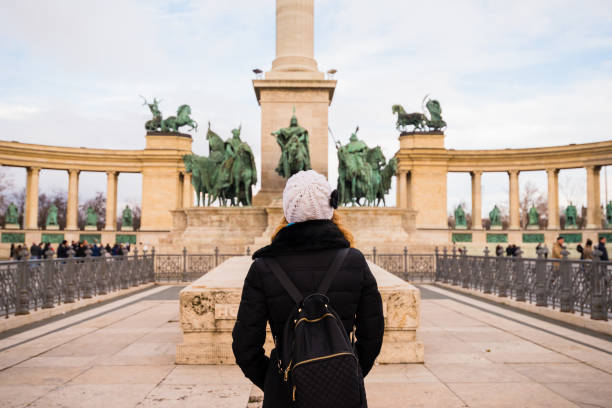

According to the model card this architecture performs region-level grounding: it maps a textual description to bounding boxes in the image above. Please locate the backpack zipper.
[284,360,292,382]
[292,352,354,370]
[292,385,296,401]
[294,313,334,328]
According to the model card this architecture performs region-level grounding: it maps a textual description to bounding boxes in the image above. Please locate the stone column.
[183,172,193,208]
[586,165,602,229]
[66,169,80,230]
[471,171,482,229]
[24,167,40,229]
[546,168,559,229]
[508,170,520,230]
[397,171,407,208]
[271,0,319,74]
[104,171,118,231]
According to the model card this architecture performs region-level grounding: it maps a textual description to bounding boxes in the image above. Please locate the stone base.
[45,225,59,230]
[176,256,423,365]
[4,224,19,230]
[608,223,612,229]
[121,226,134,231]
[490,225,502,230]
[161,206,417,253]
[527,225,540,230]
[454,225,467,230]
[84,226,98,231]
[565,225,578,230]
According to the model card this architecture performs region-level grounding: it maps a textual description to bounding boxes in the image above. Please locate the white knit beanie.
[283,170,334,223]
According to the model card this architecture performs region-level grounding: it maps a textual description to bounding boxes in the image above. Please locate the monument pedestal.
[121,226,134,231]
[45,225,59,230]
[176,256,423,365]
[527,225,540,230]
[4,224,19,230]
[490,225,502,230]
[84,226,97,231]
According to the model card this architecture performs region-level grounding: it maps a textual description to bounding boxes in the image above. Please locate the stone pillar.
[397,171,407,208]
[471,171,482,229]
[547,168,559,229]
[508,170,520,230]
[271,0,319,74]
[24,167,40,229]
[66,169,80,230]
[104,171,118,231]
[586,165,602,229]
[183,172,193,208]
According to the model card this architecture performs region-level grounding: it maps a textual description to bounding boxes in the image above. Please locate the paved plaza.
[0,284,611,408]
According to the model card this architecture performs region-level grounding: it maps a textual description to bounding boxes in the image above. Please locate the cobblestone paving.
[0,284,611,407]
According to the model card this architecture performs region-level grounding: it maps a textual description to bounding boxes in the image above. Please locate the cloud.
[0,0,611,211]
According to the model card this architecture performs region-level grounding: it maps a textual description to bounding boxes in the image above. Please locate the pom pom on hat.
[283,170,334,223]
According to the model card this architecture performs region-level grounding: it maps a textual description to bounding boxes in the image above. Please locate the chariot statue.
[454,205,467,228]
[5,203,18,225]
[565,203,578,228]
[142,97,198,133]
[489,205,501,227]
[272,109,311,178]
[85,207,98,226]
[392,95,447,133]
[336,127,396,206]
[183,123,257,206]
[122,205,133,227]
[46,204,59,226]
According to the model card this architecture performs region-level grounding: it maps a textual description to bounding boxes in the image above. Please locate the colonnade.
[460,166,603,230]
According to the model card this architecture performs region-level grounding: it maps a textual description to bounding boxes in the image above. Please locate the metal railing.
[0,248,154,318]
[0,246,436,319]
[435,246,611,321]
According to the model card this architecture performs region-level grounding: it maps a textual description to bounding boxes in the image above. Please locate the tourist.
[105,243,112,253]
[76,241,86,257]
[551,236,565,260]
[92,243,101,257]
[42,242,53,258]
[505,244,513,256]
[582,239,594,260]
[14,244,23,260]
[232,170,383,407]
[30,242,41,259]
[9,243,15,259]
[57,240,68,258]
[495,245,503,257]
[597,236,608,261]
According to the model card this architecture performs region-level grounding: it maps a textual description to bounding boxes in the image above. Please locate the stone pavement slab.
[0,284,611,407]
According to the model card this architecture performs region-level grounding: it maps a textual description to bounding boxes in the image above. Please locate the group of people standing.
[10,240,136,260]
[553,235,609,261]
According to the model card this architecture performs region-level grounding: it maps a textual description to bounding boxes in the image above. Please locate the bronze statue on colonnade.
[392,95,447,133]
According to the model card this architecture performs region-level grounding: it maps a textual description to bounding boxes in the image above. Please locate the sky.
[0,0,611,214]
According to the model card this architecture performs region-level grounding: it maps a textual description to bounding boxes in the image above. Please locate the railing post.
[434,247,440,281]
[246,247,251,256]
[403,246,408,280]
[215,246,219,267]
[515,248,526,302]
[83,247,93,298]
[497,252,507,297]
[15,252,30,315]
[590,249,607,321]
[483,247,492,294]
[535,246,548,306]
[559,249,573,313]
[150,248,156,282]
[42,249,55,309]
[182,247,188,282]
[373,247,377,264]
[451,246,459,285]
[98,248,108,295]
[461,248,469,288]
[65,248,76,303]
[441,247,448,283]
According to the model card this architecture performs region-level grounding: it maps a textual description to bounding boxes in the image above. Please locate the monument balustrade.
[0,249,154,318]
[435,246,612,320]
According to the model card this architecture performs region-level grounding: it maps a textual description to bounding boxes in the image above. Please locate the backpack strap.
[264,257,304,305]
[317,248,350,295]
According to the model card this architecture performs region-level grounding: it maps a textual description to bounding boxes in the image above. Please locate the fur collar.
[252,219,349,259]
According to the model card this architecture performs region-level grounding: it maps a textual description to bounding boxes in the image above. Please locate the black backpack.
[264,248,365,408]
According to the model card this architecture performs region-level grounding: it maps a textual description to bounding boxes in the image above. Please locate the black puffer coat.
[232,220,384,407]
